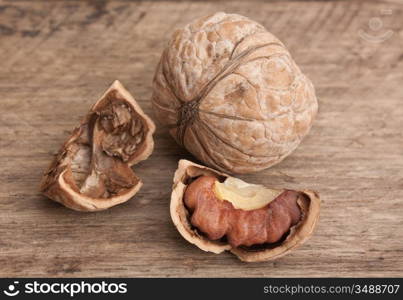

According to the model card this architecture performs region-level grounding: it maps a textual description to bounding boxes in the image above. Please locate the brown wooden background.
[0,0,402,277]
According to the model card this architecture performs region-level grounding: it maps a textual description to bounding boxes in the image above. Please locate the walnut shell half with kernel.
[171,159,320,262]
[152,12,318,174]
[40,80,155,212]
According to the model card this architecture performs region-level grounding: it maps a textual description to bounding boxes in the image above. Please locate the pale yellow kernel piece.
[214,177,283,210]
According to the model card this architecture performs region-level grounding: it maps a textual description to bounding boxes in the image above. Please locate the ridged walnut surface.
[152,12,318,174]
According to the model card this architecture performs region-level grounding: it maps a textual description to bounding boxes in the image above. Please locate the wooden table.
[1,0,402,277]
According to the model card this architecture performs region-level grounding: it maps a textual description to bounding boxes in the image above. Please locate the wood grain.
[0,0,402,277]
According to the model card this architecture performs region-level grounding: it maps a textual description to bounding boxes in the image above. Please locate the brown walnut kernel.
[184,176,301,247]
[152,12,318,174]
[40,81,155,211]
[171,160,320,262]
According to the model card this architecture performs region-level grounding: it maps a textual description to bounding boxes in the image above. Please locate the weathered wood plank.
[0,0,402,277]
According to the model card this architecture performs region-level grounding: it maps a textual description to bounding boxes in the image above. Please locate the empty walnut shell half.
[171,159,320,262]
[40,80,155,211]
[152,12,318,174]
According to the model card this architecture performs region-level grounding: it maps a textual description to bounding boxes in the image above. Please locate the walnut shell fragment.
[40,80,155,212]
[171,159,320,262]
[152,12,318,174]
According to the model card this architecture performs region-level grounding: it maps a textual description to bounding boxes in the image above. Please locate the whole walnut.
[152,12,318,174]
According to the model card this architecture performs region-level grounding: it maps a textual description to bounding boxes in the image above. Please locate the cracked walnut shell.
[40,80,155,211]
[152,12,318,174]
[171,160,320,262]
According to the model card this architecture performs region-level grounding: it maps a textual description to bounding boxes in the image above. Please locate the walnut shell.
[40,80,155,211]
[152,12,318,174]
[171,159,320,262]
